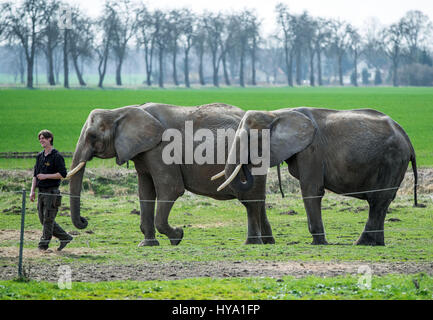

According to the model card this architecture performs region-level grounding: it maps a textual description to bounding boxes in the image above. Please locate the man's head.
[38,129,54,147]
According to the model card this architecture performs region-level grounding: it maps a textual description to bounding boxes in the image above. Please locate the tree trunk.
[158,49,164,88]
[296,47,302,86]
[144,45,153,86]
[212,51,219,87]
[47,46,55,86]
[72,54,86,86]
[251,39,257,86]
[317,50,323,86]
[26,58,34,89]
[199,49,205,85]
[98,51,108,88]
[63,29,69,89]
[184,48,190,88]
[353,50,358,87]
[309,48,315,87]
[239,43,245,87]
[392,59,399,87]
[338,54,344,86]
[222,54,230,86]
[116,59,123,86]
[284,44,293,87]
[172,49,179,86]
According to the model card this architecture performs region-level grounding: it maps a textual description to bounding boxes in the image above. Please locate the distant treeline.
[1,0,433,88]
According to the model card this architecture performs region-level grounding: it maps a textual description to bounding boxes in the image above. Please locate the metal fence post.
[18,189,26,279]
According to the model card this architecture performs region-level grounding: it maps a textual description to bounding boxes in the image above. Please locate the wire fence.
[0,181,432,279]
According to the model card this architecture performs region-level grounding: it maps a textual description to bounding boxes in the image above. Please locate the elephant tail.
[277,163,285,198]
[411,153,419,207]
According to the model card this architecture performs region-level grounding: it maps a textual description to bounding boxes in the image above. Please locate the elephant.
[213,107,419,246]
[67,103,275,246]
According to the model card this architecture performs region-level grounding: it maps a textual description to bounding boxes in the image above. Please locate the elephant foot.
[355,232,385,246]
[138,239,160,247]
[245,236,264,245]
[262,236,276,244]
[169,228,184,246]
[311,235,328,245]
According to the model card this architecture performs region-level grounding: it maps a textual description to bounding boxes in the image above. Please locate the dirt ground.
[1,236,432,282]
[1,254,432,282]
[1,168,432,282]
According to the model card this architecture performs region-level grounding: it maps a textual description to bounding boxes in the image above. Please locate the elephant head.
[68,106,164,229]
[212,110,316,193]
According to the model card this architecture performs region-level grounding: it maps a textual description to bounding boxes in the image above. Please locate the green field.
[0,87,432,300]
[0,87,432,168]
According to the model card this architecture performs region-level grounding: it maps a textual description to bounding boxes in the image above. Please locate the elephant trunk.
[69,144,91,230]
[215,133,254,193]
[224,163,254,192]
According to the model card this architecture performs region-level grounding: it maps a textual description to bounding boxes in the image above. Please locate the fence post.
[18,188,26,279]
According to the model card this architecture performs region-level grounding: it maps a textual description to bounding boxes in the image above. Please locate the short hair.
[38,129,54,146]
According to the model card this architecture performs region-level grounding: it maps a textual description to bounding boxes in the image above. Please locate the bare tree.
[298,13,318,86]
[347,25,361,86]
[40,0,60,86]
[106,0,138,86]
[330,20,352,86]
[136,6,155,86]
[400,10,432,63]
[167,9,186,86]
[362,18,387,85]
[248,11,261,86]
[153,10,169,88]
[179,10,196,88]
[233,10,261,87]
[193,17,207,86]
[60,3,71,88]
[96,5,116,88]
[314,18,333,86]
[382,21,405,87]
[203,12,225,87]
[2,0,47,88]
[68,10,94,86]
[275,3,295,86]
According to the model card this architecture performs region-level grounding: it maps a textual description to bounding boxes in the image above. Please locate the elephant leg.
[259,203,275,244]
[301,183,328,245]
[355,197,392,246]
[137,172,159,247]
[155,197,184,246]
[297,160,328,245]
[241,201,264,245]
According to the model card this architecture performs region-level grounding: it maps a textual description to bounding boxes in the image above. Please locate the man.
[30,130,73,252]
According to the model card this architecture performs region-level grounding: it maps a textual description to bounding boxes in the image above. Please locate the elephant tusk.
[211,170,225,181]
[217,164,242,192]
[65,162,86,180]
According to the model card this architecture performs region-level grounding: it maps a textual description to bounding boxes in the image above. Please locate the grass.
[0,87,432,300]
[1,187,432,264]
[1,274,432,300]
[0,87,432,168]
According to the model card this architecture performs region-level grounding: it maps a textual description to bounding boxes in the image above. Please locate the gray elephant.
[67,103,274,246]
[214,107,419,246]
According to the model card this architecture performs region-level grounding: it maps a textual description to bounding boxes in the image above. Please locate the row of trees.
[1,0,432,88]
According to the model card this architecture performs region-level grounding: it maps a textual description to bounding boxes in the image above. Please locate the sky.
[67,0,433,35]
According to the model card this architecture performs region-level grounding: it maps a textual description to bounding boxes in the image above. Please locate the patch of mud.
[0,229,41,242]
[0,258,432,282]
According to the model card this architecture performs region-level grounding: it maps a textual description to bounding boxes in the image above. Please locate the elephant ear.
[269,111,316,167]
[114,107,164,165]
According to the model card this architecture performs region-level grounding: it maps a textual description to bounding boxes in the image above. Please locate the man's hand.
[30,191,36,202]
[37,173,48,180]
[37,173,62,180]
